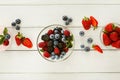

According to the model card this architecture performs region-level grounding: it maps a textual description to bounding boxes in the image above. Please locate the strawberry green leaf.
[40,49,44,52]
[3,27,8,35]
[66,41,73,48]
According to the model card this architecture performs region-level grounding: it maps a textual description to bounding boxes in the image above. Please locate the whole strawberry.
[22,38,33,48]
[82,16,91,30]
[104,23,115,32]
[115,27,120,35]
[38,42,46,48]
[111,40,120,48]
[15,32,22,46]
[43,51,51,58]
[64,30,70,37]
[103,33,111,46]
[110,32,119,41]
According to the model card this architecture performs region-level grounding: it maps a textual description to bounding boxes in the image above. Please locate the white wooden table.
[0,0,120,80]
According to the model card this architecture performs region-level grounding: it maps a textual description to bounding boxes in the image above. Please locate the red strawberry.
[22,38,33,48]
[64,47,68,53]
[103,33,111,46]
[111,40,120,48]
[47,30,54,35]
[3,40,9,46]
[104,23,115,32]
[110,32,119,41]
[82,16,91,30]
[90,16,98,30]
[115,27,120,34]
[15,32,23,46]
[92,44,103,53]
[64,30,70,37]
[43,51,50,58]
[54,47,60,55]
[38,42,46,48]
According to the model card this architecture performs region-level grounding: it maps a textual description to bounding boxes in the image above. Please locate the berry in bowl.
[0,27,11,51]
[37,24,74,62]
[101,23,120,48]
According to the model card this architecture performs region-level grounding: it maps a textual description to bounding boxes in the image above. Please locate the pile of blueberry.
[62,16,73,25]
[11,19,21,30]
[79,31,93,52]
[38,27,73,60]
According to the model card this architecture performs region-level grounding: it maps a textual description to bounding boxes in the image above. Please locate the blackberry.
[41,34,50,41]
[15,19,21,24]
[58,43,63,49]
[48,47,54,53]
[47,40,53,46]
[62,16,68,21]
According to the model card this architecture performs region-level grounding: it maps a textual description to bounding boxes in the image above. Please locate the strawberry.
[110,32,119,41]
[15,32,22,46]
[104,23,115,32]
[22,38,33,48]
[38,42,46,48]
[47,30,54,35]
[54,47,60,55]
[111,40,120,48]
[64,30,70,37]
[3,40,9,46]
[43,51,50,58]
[115,27,120,34]
[103,33,111,46]
[82,16,91,30]
[90,16,98,30]
[92,44,103,53]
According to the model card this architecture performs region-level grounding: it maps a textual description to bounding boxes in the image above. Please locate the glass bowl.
[37,24,75,62]
[0,27,11,51]
[100,23,120,49]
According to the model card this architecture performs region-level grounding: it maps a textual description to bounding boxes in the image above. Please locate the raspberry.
[38,42,46,48]
[47,30,54,35]
[64,30,70,37]
[54,47,60,55]
[43,51,51,58]
[3,40,9,46]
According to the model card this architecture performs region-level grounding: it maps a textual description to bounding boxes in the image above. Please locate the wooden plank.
[0,51,120,72]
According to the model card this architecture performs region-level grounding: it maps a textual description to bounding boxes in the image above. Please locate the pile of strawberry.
[38,27,73,60]
[103,23,120,48]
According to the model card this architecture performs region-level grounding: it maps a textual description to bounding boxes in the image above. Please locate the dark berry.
[84,46,90,52]
[5,34,11,40]
[65,21,69,25]
[41,34,50,41]
[16,26,20,30]
[11,22,16,26]
[58,43,63,49]
[47,40,53,46]
[62,16,68,21]
[87,38,93,44]
[48,47,54,53]
[80,44,85,48]
[68,18,72,22]
[15,19,21,24]
[79,31,85,36]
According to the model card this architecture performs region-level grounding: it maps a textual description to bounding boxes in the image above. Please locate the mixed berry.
[38,27,73,61]
[102,23,120,48]
[0,28,11,46]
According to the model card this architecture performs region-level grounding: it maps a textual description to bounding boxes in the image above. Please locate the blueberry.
[68,18,72,22]
[79,31,85,36]
[62,16,68,21]
[54,41,58,46]
[60,54,64,59]
[55,34,60,39]
[11,22,16,26]
[61,30,64,34]
[54,30,59,34]
[62,35,66,38]
[5,34,11,40]
[51,55,55,60]
[15,26,20,30]
[51,52,55,55]
[55,55,60,59]
[80,44,85,48]
[65,21,69,25]
[50,34,54,39]
[84,46,90,52]
[62,38,66,43]
[61,51,66,56]
[87,38,93,44]
[15,19,21,24]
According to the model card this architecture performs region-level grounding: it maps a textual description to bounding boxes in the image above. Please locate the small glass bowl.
[37,24,75,62]
[0,27,11,51]
[100,23,120,49]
